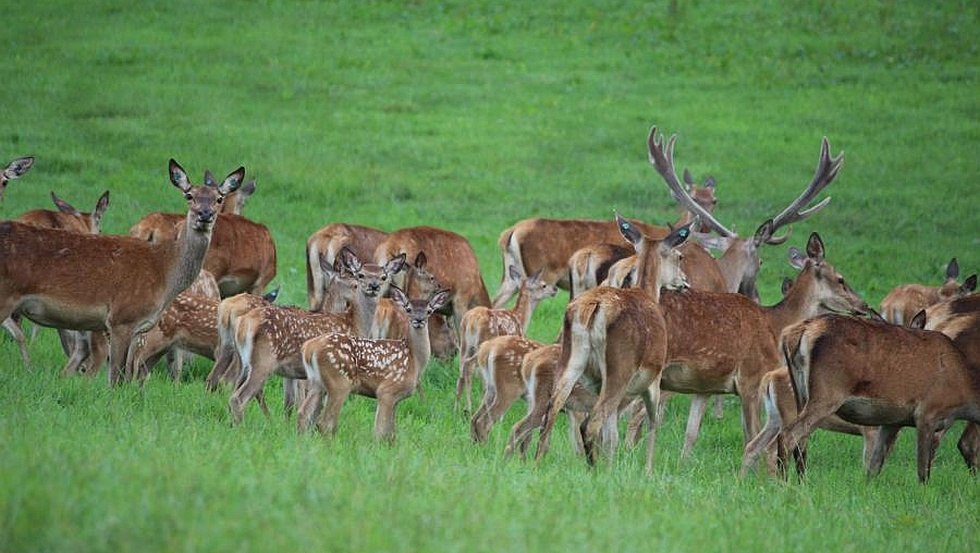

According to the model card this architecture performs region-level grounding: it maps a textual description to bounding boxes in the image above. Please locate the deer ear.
[428,289,451,312]
[508,265,523,282]
[662,223,691,249]
[51,192,80,215]
[218,167,244,195]
[682,168,695,188]
[390,286,409,308]
[263,285,281,303]
[961,274,977,294]
[787,247,807,270]
[781,276,794,296]
[702,176,716,190]
[946,258,960,280]
[909,309,927,330]
[4,156,34,179]
[414,251,427,269]
[203,170,216,188]
[387,253,407,275]
[805,232,825,263]
[94,191,110,219]
[169,159,191,192]
[339,246,362,273]
[616,213,643,247]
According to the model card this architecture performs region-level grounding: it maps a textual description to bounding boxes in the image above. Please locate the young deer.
[777,314,980,482]
[469,335,546,442]
[203,288,281,392]
[228,248,405,423]
[0,156,34,201]
[879,258,977,325]
[0,160,243,385]
[455,267,559,413]
[128,271,266,382]
[298,287,450,441]
[375,225,491,336]
[370,251,455,360]
[306,222,389,312]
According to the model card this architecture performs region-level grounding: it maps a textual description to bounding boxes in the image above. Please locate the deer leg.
[738,381,763,448]
[740,387,783,478]
[915,419,939,483]
[57,328,73,356]
[780,399,840,475]
[61,331,91,376]
[317,382,350,437]
[83,332,109,377]
[712,394,725,419]
[205,347,236,392]
[297,381,326,433]
[2,316,31,367]
[470,374,496,442]
[283,378,297,417]
[506,374,551,459]
[228,362,270,425]
[957,422,979,474]
[374,393,402,443]
[681,394,710,459]
[166,349,184,382]
[640,383,663,476]
[534,332,590,464]
[866,425,902,478]
[107,324,135,386]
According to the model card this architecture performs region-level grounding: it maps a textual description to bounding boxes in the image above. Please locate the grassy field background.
[1,1,978,552]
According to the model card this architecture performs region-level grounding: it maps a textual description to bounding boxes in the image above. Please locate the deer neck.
[765,273,818,333]
[162,218,215,313]
[406,323,432,386]
[632,243,662,303]
[512,287,539,334]
[346,292,380,337]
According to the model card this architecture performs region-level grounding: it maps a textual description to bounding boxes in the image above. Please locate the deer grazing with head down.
[130,173,275,298]
[455,266,559,413]
[298,287,450,441]
[879,258,976,325]
[0,156,34,202]
[0,160,243,384]
[774,312,980,483]
[227,248,405,423]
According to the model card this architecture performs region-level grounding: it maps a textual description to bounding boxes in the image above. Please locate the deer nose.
[197,207,215,222]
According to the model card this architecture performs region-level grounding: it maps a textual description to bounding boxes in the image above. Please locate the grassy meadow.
[1,1,978,551]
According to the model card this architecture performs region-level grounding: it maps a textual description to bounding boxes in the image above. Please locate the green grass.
[1,1,978,552]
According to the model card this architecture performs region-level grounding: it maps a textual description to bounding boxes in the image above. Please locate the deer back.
[376,226,490,310]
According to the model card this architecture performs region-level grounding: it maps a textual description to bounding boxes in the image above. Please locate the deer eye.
[381,275,387,281]
[216,196,223,204]
[837,277,845,284]
[184,193,193,200]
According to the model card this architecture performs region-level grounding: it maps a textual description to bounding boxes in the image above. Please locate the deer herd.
[1,125,978,484]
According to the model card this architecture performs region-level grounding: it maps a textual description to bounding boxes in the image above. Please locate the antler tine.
[646,126,736,238]
[766,136,843,245]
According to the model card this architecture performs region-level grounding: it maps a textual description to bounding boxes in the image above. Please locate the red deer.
[493,165,719,308]
[370,251,456,361]
[4,190,111,367]
[533,216,691,474]
[455,267,559,412]
[0,156,34,201]
[375,226,490,333]
[130,174,274,298]
[469,335,546,442]
[227,249,405,423]
[203,288,281,393]
[880,258,976,325]
[298,288,450,441]
[0,160,244,384]
[306,223,389,312]
[777,314,980,482]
